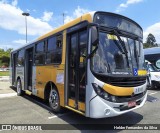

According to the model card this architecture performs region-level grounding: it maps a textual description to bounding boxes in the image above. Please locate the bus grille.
[116,91,145,103]
[94,74,146,87]
[109,77,146,87]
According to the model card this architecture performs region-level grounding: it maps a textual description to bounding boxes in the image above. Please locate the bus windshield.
[91,32,144,76]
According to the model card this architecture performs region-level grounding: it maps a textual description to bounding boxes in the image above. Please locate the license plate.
[128,101,136,108]
[134,87,144,94]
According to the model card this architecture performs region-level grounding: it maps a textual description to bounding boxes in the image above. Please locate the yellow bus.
[10,11,147,118]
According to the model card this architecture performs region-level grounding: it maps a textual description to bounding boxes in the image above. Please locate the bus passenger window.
[36,41,44,52]
[35,41,45,65]
[46,35,62,64]
[17,50,25,66]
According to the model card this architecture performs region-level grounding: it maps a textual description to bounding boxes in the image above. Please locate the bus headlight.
[92,83,116,102]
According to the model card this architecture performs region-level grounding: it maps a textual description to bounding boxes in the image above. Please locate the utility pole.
[62,13,65,25]
[22,12,30,43]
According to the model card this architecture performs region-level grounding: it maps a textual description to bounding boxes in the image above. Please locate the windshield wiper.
[111,29,129,67]
[112,29,128,54]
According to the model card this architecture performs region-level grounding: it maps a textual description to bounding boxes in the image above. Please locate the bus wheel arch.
[44,81,62,112]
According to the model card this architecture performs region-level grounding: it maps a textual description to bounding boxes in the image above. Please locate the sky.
[0,0,160,50]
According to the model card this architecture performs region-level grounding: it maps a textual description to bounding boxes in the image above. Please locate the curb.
[0,76,9,78]
[0,93,17,98]
[0,79,9,82]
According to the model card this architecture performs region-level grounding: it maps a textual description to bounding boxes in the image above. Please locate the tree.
[143,43,151,49]
[0,48,13,67]
[146,33,157,47]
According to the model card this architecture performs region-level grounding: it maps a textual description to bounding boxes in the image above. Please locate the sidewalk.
[0,81,17,98]
[0,76,9,82]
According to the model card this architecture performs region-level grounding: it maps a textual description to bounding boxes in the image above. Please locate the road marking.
[48,112,72,119]
[149,92,158,95]
[0,93,17,98]
[48,115,58,119]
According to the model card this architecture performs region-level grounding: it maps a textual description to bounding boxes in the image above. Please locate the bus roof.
[144,47,160,55]
[12,11,141,52]
[37,13,93,41]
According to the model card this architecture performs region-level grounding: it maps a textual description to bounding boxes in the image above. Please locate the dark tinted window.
[94,13,142,38]
[36,41,44,52]
[35,54,45,65]
[79,30,87,57]
[46,35,62,64]
[48,37,56,51]
[35,41,45,65]
[17,50,25,66]
[79,30,87,102]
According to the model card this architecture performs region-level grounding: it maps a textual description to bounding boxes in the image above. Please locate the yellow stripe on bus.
[37,13,92,41]
[103,84,134,96]
[138,70,147,76]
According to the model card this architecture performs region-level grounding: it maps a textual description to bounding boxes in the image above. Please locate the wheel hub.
[49,90,58,109]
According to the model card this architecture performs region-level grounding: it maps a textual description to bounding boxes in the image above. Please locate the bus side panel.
[32,66,37,95]
[56,69,65,107]
[35,65,65,107]
[16,67,25,90]
[36,66,50,99]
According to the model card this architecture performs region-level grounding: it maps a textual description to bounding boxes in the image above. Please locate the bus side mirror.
[91,26,99,46]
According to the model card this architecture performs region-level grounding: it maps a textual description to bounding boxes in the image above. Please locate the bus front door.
[67,30,87,112]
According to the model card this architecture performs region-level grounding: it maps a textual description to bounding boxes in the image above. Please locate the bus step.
[25,90,32,95]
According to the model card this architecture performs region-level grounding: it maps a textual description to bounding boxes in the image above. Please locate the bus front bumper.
[89,91,147,118]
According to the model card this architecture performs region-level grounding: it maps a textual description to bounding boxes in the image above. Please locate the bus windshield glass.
[91,32,144,76]
[94,13,143,38]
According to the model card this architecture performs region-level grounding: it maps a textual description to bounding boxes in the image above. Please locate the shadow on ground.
[9,86,143,132]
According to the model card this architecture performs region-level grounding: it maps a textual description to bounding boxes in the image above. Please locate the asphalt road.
[0,82,160,133]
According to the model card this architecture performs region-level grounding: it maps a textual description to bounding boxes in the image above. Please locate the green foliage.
[0,71,9,76]
[146,33,156,44]
[0,48,13,67]
[143,33,159,49]
[143,43,152,49]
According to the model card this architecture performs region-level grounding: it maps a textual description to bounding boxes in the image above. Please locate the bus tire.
[16,79,24,96]
[49,87,61,112]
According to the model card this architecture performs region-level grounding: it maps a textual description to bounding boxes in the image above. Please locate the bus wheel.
[49,88,61,112]
[17,79,24,96]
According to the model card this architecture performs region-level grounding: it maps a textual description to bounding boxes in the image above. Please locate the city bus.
[10,11,147,118]
[144,47,160,69]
